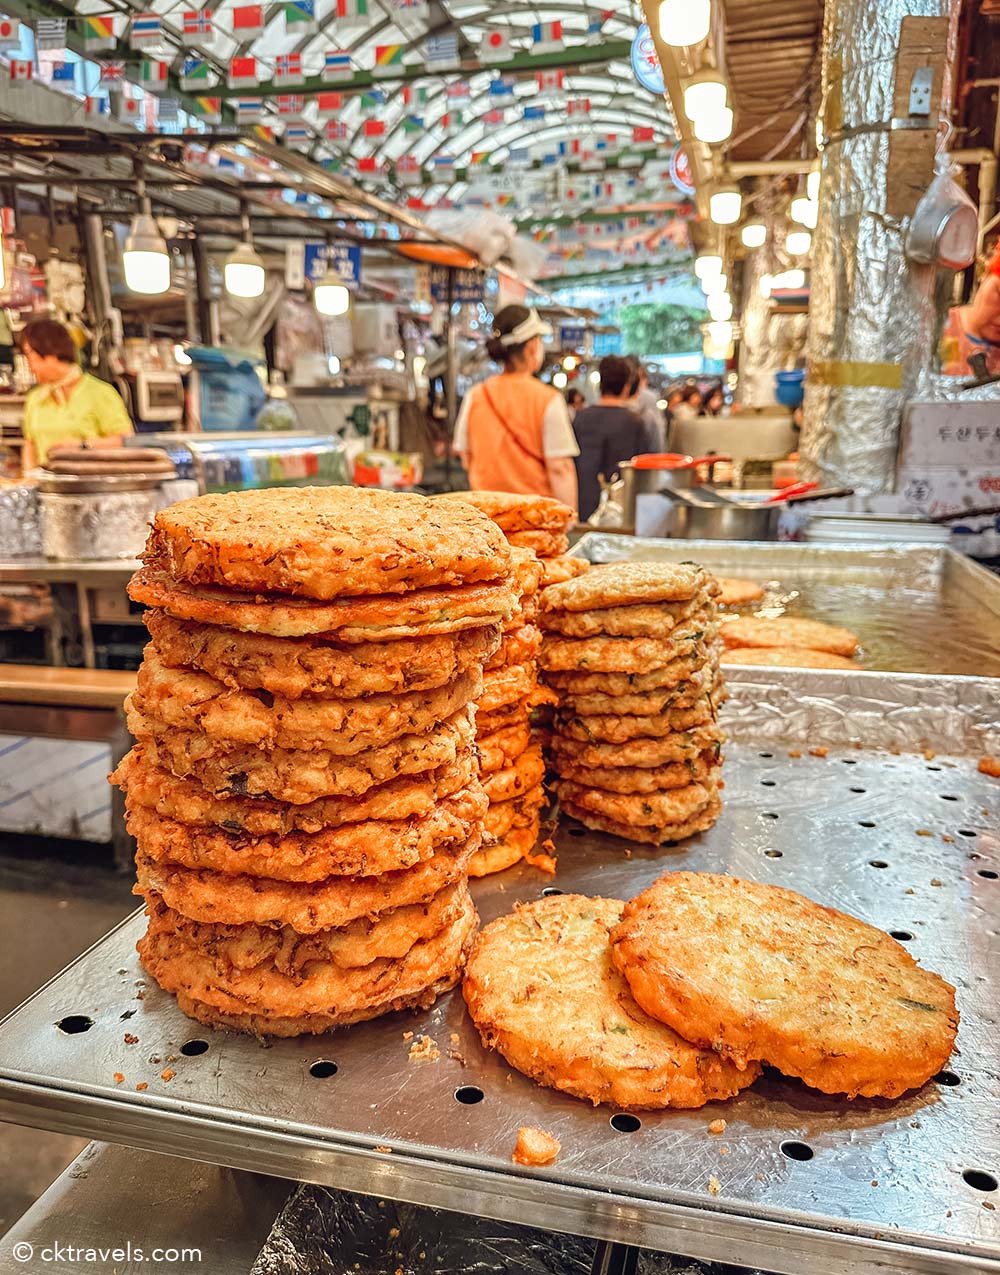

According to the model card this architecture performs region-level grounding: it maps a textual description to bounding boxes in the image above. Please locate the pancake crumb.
[708,1118,727,1135]
[512,1126,561,1166]
[707,1175,722,1196]
[408,1034,440,1062]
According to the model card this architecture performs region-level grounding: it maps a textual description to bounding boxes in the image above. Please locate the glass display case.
[125,432,351,495]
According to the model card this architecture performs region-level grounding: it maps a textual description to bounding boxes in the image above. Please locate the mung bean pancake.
[549,723,723,770]
[720,616,859,657]
[720,645,858,670]
[540,623,716,674]
[481,744,545,804]
[539,555,591,589]
[542,657,708,697]
[505,530,571,556]
[468,821,540,878]
[716,578,765,607]
[541,562,714,611]
[434,490,574,534]
[552,752,719,795]
[560,795,723,846]
[539,594,714,639]
[553,779,716,829]
[555,698,716,744]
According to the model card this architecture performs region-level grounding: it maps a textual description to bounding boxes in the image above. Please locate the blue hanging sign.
[326,242,362,289]
[559,324,587,348]
[430,265,485,303]
[631,24,665,96]
[669,145,696,197]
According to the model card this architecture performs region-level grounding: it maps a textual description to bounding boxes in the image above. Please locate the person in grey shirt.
[572,356,653,520]
[626,356,667,452]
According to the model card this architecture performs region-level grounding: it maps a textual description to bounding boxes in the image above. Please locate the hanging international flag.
[558,138,581,156]
[36,18,67,50]
[82,16,116,51]
[273,51,303,84]
[285,124,311,148]
[357,156,383,175]
[228,55,257,87]
[401,84,427,106]
[8,59,32,84]
[129,13,162,45]
[276,93,305,116]
[191,95,221,123]
[284,0,315,34]
[100,59,126,83]
[159,96,180,121]
[139,59,170,91]
[588,10,613,38]
[423,32,458,68]
[0,18,21,50]
[509,147,530,168]
[566,98,591,116]
[441,110,464,135]
[536,70,564,94]
[334,0,368,18]
[359,89,384,113]
[482,107,504,125]
[392,0,428,13]
[182,10,213,40]
[50,61,76,87]
[632,126,654,142]
[84,95,110,116]
[323,50,352,81]
[402,115,423,134]
[479,28,510,63]
[372,44,404,76]
[445,81,469,101]
[116,93,142,123]
[180,57,211,88]
[396,155,422,185]
[580,149,602,172]
[363,118,385,138]
[531,21,562,51]
[432,155,455,179]
[236,96,263,121]
[488,76,514,99]
[596,133,619,154]
[522,104,545,121]
[325,119,348,140]
[469,151,490,166]
[232,4,264,37]
[315,91,343,116]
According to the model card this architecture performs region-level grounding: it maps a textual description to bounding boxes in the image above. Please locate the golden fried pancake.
[720,646,858,670]
[540,623,716,674]
[541,562,715,612]
[542,657,707,697]
[539,555,591,589]
[130,569,518,643]
[468,821,540,878]
[477,721,532,774]
[146,610,501,700]
[611,873,958,1099]
[111,747,477,836]
[145,487,512,601]
[562,675,718,717]
[550,723,724,770]
[554,778,715,829]
[434,490,574,534]
[720,616,859,657]
[134,838,476,933]
[481,744,545,804]
[130,705,476,804]
[539,594,715,639]
[716,577,766,607]
[560,795,723,845]
[484,625,542,673]
[133,653,481,754]
[143,882,468,972]
[483,784,545,841]
[463,896,758,1108]
[556,698,715,744]
[140,893,478,1023]
[479,661,538,715]
[553,752,719,795]
[505,530,570,556]
[127,786,486,882]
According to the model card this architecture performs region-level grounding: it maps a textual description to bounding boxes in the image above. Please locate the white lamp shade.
[708,293,733,321]
[701,272,728,296]
[807,167,820,202]
[707,320,733,344]
[684,73,727,123]
[759,273,774,299]
[790,196,818,229]
[785,230,812,256]
[659,0,711,46]
[741,222,767,249]
[552,371,568,389]
[693,106,734,144]
[710,186,742,225]
[314,276,351,316]
[773,268,806,289]
[123,213,170,295]
[224,242,266,298]
[694,253,723,280]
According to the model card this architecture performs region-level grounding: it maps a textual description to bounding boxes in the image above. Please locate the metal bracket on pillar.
[444,266,457,487]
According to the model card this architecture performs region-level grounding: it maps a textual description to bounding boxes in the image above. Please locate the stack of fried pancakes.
[540,562,725,845]
[111,487,517,1036]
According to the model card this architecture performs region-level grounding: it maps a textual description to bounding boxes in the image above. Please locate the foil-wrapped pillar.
[800,0,959,492]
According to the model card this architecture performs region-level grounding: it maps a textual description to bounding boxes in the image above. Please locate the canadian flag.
[479,28,510,63]
[8,59,33,85]
[535,70,564,94]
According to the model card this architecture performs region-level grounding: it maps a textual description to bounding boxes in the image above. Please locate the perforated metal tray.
[0,671,997,1275]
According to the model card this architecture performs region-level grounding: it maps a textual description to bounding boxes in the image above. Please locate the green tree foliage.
[618,303,706,357]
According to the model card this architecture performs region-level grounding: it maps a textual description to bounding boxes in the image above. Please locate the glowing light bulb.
[790,196,818,229]
[807,168,820,202]
[658,0,711,46]
[710,186,742,225]
[695,254,723,280]
[224,242,266,299]
[741,222,767,249]
[701,272,728,296]
[708,293,733,321]
[785,230,812,256]
[123,214,170,295]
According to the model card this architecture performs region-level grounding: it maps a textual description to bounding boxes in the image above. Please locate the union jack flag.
[100,60,127,84]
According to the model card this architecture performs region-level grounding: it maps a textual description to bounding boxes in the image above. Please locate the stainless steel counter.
[0,558,140,588]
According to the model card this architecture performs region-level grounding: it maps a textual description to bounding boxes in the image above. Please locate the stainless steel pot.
[667,487,854,541]
[616,454,729,527]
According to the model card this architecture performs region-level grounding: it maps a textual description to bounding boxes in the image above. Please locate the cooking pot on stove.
[616,453,729,526]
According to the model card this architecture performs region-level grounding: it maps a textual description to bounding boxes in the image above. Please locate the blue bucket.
[775,369,806,409]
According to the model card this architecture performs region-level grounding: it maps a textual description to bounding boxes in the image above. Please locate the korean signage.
[631,24,665,96]
[430,265,485,303]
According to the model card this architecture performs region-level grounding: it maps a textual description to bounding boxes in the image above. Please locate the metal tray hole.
[568,827,586,838]
[940,794,959,802]
[849,787,866,794]
[758,752,774,759]
[180,1039,209,1057]
[454,1086,484,1105]
[868,860,889,869]
[780,1140,814,1162]
[962,1169,998,1192]
[958,829,978,838]
[760,780,776,788]
[858,821,877,828]
[764,850,783,859]
[541,887,563,897]
[610,1114,642,1133]
[56,1015,93,1035]
[978,869,998,880]
[761,812,779,820]
[926,765,942,772]
[890,930,913,942]
[935,1070,961,1087]
[309,1060,338,1079]
[841,758,858,765]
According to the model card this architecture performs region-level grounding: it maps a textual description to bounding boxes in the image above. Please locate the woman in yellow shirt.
[19,319,133,469]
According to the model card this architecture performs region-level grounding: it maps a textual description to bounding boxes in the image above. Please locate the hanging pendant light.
[659,0,711,47]
[708,292,733,321]
[785,230,812,256]
[683,70,727,124]
[123,163,170,295]
[710,185,742,225]
[741,222,767,249]
[807,167,820,202]
[225,202,266,299]
[701,272,728,296]
[694,253,723,280]
[790,196,818,229]
[693,106,734,144]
